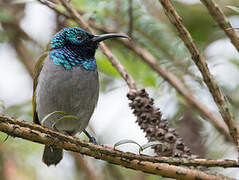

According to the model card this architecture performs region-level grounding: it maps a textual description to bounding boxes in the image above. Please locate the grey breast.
[35,57,99,135]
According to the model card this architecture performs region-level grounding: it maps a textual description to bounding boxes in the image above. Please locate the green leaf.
[96,53,120,77]
[0,9,14,22]
[226,6,239,14]
[139,141,163,154]
[114,139,142,150]
[230,58,239,68]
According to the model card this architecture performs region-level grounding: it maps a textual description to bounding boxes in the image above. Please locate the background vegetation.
[1,0,239,179]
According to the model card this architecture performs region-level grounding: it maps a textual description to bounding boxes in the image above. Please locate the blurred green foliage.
[227,6,239,14]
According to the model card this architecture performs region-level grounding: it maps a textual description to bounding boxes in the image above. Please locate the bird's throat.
[49,46,97,71]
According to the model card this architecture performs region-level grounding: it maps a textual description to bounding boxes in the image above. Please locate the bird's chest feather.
[35,57,99,131]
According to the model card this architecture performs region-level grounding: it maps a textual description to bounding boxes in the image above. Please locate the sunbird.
[32,27,128,166]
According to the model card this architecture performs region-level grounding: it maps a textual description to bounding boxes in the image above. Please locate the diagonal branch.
[200,0,239,52]
[157,0,239,157]
[72,152,100,180]
[0,113,236,180]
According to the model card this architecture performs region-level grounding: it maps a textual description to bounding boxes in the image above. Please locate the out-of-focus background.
[0,0,239,179]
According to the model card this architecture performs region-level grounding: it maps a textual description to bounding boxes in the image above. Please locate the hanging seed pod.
[127,89,192,158]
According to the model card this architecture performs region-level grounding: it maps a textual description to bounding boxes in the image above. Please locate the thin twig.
[128,0,133,38]
[115,0,122,30]
[158,0,239,156]
[0,114,236,180]
[1,1,35,78]
[38,0,70,17]
[72,153,100,180]
[12,40,34,78]
[200,0,239,52]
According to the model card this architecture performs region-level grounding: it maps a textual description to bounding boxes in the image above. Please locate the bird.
[32,27,128,166]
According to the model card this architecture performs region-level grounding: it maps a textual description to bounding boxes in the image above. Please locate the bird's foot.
[53,124,69,136]
[53,124,59,132]
[49,125,68,152]
[48,134,58,150]
[83,130,97,144]
[89,137,97,144]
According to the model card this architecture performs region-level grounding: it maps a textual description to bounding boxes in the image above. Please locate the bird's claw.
[89,137,97,144]
[83,130,97,144]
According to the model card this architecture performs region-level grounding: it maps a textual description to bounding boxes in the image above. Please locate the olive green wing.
[32,50,49,125]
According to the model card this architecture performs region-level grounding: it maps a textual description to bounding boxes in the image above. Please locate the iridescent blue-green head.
[49,27,128,71]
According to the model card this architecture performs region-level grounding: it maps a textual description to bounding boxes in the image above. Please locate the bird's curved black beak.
[91,33,129,42]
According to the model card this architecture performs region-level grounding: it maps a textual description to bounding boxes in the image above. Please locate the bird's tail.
[42,145,63,166]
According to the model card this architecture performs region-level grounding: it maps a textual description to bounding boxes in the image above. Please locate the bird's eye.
[76,35,82,40]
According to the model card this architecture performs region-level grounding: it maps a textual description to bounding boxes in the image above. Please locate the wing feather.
[32,51,49,124]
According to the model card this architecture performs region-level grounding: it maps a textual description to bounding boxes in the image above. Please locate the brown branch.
[157,0,239,155]
[37,0,70,18]
[0,113,238,168]
[128,0,133,37]
[0,1,35,78]
[12,40,34,78]
[0,113,236,180]
[200,0,239,52]
[104,164,125,180]
[72,153,101,180]
[115,0,122,30]
[58,0,137,90]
